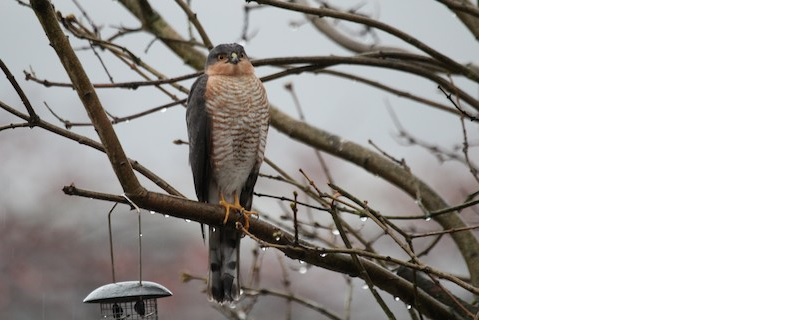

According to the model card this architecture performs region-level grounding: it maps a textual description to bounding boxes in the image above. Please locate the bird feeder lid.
[83,281,172,303]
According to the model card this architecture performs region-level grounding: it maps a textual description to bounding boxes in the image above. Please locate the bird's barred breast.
[205,74,270,196]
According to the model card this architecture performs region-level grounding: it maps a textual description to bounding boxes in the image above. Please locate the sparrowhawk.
[186,43,270,303]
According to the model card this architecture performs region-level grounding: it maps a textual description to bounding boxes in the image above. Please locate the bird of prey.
[186,43,270,303]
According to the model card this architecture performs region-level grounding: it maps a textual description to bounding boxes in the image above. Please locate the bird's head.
[205,43,255,76]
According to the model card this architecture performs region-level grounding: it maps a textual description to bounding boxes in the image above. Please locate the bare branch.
[62,182,461,319]
[249,0,478,81]
[0,122,32,132]
[459,116,479,181]
[24,70,200,90]
[437,84,478,121]
[385,199,479,220]
[174,0,214,49]
[308,67,468,118]
[409,225,479,239]
[44,98,186,128]
[118,0,207,69]
[0,59,39,124]
[252,55,478,110]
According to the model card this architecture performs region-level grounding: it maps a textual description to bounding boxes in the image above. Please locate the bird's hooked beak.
[228,52,240,65]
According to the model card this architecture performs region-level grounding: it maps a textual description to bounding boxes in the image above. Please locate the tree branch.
[251,55,478,110]
[118,0,207,69]
[174,0,214,50]
[62,184,462,319]
[249,0,478,81]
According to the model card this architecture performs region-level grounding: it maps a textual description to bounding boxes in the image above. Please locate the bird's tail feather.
[208,223,241,303]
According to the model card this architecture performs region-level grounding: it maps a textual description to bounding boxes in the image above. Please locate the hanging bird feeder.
[83,280,172,320]
[84,198,173,320]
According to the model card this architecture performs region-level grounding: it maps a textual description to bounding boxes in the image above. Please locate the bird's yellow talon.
[218,193,255,231]
[219,195,234,225]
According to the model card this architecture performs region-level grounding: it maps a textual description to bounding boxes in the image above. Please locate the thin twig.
[174,0,213,49]
[0,122,32,132]
[240,4,262,42]
[0,59,39,124]
[368,139,407,168]
[385,199,479,220]
[459,115,479,181]
[409,225,478,239]
[44,98,186,128]
[437,84,476,121]
[24,70,200,89]
[291,191,299,246]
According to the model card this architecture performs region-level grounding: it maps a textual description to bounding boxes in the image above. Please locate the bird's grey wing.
[239,165,260,211]
[186,74,212,203]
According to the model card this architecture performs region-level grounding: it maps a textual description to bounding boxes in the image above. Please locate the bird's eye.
[217,54,226,61]
[240,52,246,58]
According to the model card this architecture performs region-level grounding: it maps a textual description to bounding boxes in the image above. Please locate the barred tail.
[208,224,241,303]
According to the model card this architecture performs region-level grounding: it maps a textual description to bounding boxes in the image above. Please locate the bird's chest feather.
[204,75,269,189]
